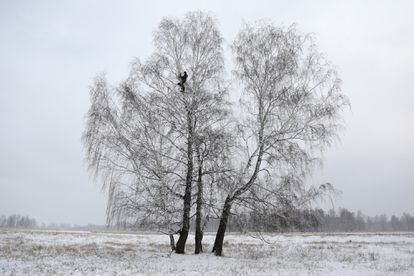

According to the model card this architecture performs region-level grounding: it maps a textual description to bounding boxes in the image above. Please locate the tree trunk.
[212,195,232,256]
[169,234,176,251]
[195,225,203,254]
[195,158,203,254]
[175,108,194,254]
[175,164,192,254]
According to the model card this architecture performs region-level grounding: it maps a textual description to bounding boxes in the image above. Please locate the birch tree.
[83,14,348,257]
[212,23,349,256]
[83,11,226,254]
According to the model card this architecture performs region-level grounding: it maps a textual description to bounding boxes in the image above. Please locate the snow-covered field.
[1,229,413,275]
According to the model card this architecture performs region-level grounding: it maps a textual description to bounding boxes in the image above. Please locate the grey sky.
[1,0,413,225]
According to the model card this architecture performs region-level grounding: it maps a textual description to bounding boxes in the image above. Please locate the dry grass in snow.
[1,229,414,275]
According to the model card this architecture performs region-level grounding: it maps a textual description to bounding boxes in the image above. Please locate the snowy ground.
[1,229,413,275]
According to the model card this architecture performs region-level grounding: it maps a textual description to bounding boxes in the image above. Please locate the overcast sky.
[1,0,413,225]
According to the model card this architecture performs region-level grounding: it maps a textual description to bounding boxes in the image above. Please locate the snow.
[1,229,413,275]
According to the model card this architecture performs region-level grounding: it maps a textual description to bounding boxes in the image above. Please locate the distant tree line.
[0,214,37,229]
[0,214,113,231]
[2,209,414,233]
[225,208,414,232]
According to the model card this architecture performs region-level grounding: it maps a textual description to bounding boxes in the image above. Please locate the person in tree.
[177,71,188,92]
